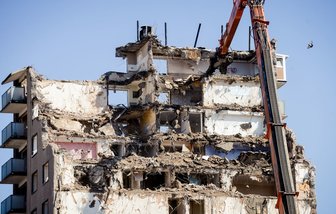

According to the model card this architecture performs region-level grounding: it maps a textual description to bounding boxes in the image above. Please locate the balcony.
[1,158,26,184]
[1,195,25,214]
[1,123,27,150]
[1,87,26,114]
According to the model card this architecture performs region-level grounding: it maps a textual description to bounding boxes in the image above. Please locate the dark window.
[42,200,49,214]
[192,144,205,155]
[111,144,125,157]
[122,171,131,189]
[132,90,141,98]
[175,173,220,187]
[189,173,219,186]
[32,171,38,193]
[189,113,202,133]
[159,111,177,133]
[190,200,204,214]
[43,162,49,184]
[142,172,165,190]
[176,173,189,184]
[169,198,184,214]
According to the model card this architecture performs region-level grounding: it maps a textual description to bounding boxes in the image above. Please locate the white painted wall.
[220,169,238,191]
[203,81,262,107]
[204,110,265,137]
[105,193,168,214]
[207,196,247,214]
[55,154,76,189]
[56,192,102,214]
[136,42,151,72]
[227,62,258,76]
[167,59,209,75]
[35,80,107,116]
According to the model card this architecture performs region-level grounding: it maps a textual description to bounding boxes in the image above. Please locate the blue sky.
[0,0,334,212]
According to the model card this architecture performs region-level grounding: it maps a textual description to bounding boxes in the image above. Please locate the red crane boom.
[218,1,298,213]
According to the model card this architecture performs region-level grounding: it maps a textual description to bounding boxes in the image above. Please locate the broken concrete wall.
[294,161,316,201]
[167,59,209,76]
[55,192,103,214]
[109,74,156,106]
[227,62,258,76]
[123,41,153,72]
[170,87,202,106]
[46,115,116,138]
[203,80,262,108]
[54,191,314,214]
[50,132,316,213]
[33,79,107,116]
[105,192,168,213]
[55,142,97,160]
[31,78,115,139]
[204,110,264,137]
[54,151,77,189]
[220,169,238,192]
[139,108,156,136]
[138,74,156,104]
[127,84,140,105]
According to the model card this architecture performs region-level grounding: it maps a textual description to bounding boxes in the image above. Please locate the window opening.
[42,200,49,214]
[153,59,167,74]
[169,198,184,214]
[232,174,276,196]
[158,92,170,104]
[122,171,131,189]
[276,58,283,67]
[43,162,49,184]
[190,200,204,214]
[189,113,202,133]
[108,90,128,107]
[32,171,38,193]
[111,144,125,157]
[32,134,37,156]
[142,172,165,190]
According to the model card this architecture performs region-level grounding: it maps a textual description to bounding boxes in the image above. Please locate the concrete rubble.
[22,30,316,213]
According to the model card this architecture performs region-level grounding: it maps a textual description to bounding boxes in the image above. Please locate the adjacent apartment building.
[0,27,316,213]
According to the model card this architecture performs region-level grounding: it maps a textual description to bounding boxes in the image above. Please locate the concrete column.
[131,171,143,189]
[165,171,171,188]
[140,109,156,137]
[117,144,126,157]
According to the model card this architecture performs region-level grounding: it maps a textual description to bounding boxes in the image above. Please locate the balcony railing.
[1,123,27,149]
[1,158,26,182]
[1,87,26,113]
[1,195,25,214]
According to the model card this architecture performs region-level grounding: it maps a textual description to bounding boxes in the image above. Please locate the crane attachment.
[217,1,298,213]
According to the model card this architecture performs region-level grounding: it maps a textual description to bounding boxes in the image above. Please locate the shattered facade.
[0,28,316,213]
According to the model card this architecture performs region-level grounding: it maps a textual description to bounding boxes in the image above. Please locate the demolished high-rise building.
[0,27,316,213]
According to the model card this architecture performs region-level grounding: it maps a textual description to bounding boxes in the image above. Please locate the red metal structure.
[218,1,297,213]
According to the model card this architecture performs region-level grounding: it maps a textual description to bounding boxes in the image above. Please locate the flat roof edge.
[2,67,30,85]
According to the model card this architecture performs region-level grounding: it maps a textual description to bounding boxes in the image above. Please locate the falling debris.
[307,41,314,49]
